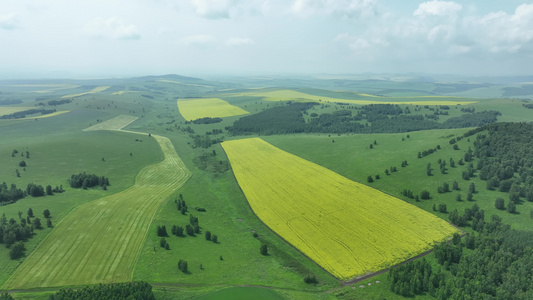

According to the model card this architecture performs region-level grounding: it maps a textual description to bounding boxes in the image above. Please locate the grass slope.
[222,138,458,280]
[2,117,191,289]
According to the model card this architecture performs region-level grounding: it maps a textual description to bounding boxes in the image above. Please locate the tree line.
[0,182,64,205]
[48,281,155,300]
[0,108,56,119]
[226,102,502,135]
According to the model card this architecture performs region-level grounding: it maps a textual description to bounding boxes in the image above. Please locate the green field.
[1,75,532,299]
[194,287,286,300]
[2,117,191,289]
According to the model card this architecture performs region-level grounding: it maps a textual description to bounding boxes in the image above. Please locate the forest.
[227,102,502,135]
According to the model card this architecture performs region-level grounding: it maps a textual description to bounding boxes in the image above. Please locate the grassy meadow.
[0,75,531,299]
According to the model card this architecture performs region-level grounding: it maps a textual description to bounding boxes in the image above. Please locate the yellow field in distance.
[222,138,459,280]
[0,107,34,117]
[0,108,70,120]
[177,98,249,121]
[61,86,110,99]
[223,89,478,106]
[158,79,212,88]
[15,110,70,120]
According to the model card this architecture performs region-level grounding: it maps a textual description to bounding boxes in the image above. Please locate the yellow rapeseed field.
[61,86,110,98]
[0,107,34,117]
[222,89,478,106]
[177,98,249,121]
[222,138,459,280]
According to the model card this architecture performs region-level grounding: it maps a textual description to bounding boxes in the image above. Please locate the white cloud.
[181,34,215,45]
[85,17,140,40]
[291,0,376,18]
[413,0,462,17]
[0,13,20,30]
[225,37,254,46]
[189,0,235,19]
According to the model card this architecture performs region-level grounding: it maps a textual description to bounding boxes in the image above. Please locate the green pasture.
[193,287,286,300]
[0,128,162,286]
[133,135,338,291]
[1,76,532,299]
[2,133,191,289]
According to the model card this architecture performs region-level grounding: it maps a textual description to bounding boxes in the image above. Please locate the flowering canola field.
[222,138,459,280]
[177,98,249,121]
[222,89,478,106]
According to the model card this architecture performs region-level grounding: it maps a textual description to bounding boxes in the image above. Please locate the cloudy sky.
[1,0,532,78]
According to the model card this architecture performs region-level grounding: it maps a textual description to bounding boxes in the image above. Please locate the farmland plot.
[222,89,478,106]
[61,85,110,99]
[222,138,458,280]
[2,117,191,289]
[177,98,249,121]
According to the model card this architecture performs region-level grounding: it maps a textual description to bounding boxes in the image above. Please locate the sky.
[0,0,532,78]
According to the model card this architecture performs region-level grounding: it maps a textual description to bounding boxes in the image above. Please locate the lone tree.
[19,161,26,167]
[27,208,34,218]
[9,241,25,260]
[157,225,168,237]
[495,198,505,210]
[178,259,188,273]
[43,209,51,218]
[260,244,268,256]
[33,218,42,229]
[205,231,211,241]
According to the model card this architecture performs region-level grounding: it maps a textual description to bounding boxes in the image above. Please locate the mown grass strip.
[2,116,191,289]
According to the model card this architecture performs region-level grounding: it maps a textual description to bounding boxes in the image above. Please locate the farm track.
[2,115,191,290]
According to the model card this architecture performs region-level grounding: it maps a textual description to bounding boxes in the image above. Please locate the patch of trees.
[523,103,533,109]
[169,195,218,242]
[69,173,109,189]
[193,150,229,174]
[0,182,62,205]
[0,108,56,119]
[47,99,71,106]
[417,147,439,158]
[442,110,501,128]
[227,102,313,135]
[188,117,222,124]
[0,183,24,205]
[0,208,51,259]
[191,134,223,148]
[227,103,501,135]
[49,281,155,300]
[468,123,533,208]
[141,94,154,99]
[390,211,533,299]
